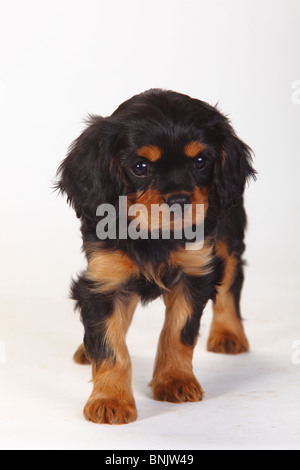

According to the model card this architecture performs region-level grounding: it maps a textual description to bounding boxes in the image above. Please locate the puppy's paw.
[207,331,249,354]
[152,375,204,403]
[83,397,138,425]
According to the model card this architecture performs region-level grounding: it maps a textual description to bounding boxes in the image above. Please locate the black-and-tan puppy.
[56,89,256,424]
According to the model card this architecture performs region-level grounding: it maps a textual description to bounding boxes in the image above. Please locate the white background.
[0,0,299,450]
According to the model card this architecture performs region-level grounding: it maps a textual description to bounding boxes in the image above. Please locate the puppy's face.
[121,140,211,210]
[119,136,214,231]
[57,89,256,225]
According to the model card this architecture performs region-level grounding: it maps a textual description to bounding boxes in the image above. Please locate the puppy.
[56,89,256,424]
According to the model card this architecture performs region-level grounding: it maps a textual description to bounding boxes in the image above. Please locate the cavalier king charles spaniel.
[56,89,256,424]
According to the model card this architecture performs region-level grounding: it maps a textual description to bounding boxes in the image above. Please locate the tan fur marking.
[127,187,165,236]
[86,243,168,292]
[134,187,165,206]
[192,187,208,208]
[127,186,209,241]
[73,344,90,365]
[140,263,167,290]
[85,249,140,292]
[104,295,139,358]
[169,241,214,277]
[190,187,209,224]
[215,240,238,291]
[84,295,139,424]
[136,145,162,162]
[184,141,206,158]
[207,240,249,354]
[151,281,203,403]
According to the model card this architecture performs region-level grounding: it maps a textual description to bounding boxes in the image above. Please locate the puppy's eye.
[132,162,150,177]
[194,156,207,171]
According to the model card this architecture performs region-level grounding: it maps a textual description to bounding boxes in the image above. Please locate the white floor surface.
[0,268,299,450]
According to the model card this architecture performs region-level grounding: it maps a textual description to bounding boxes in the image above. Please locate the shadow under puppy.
[56,89,256,424]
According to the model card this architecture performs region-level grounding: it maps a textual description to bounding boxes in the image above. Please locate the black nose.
[165,193,191,208]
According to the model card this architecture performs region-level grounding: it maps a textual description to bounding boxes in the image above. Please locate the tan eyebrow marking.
[136,145,162,162]
[184,141,206,158]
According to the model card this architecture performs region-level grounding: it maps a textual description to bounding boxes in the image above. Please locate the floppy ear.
[214,128,256,210]
[56,116,125,221]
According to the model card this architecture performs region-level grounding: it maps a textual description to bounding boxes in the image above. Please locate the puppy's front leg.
[72,277,139,424]
[151,277,207,403]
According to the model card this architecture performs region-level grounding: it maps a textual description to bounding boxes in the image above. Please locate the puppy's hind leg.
[207,241,249,354]
[73,344,90,365]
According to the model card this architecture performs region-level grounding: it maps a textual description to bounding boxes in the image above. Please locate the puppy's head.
[56,89,256,226]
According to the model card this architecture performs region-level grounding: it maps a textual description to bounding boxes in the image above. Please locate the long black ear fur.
[214,127,256,210]
[56,116,123,221]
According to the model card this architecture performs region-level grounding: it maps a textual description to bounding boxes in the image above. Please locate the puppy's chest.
[85,243,215,294]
